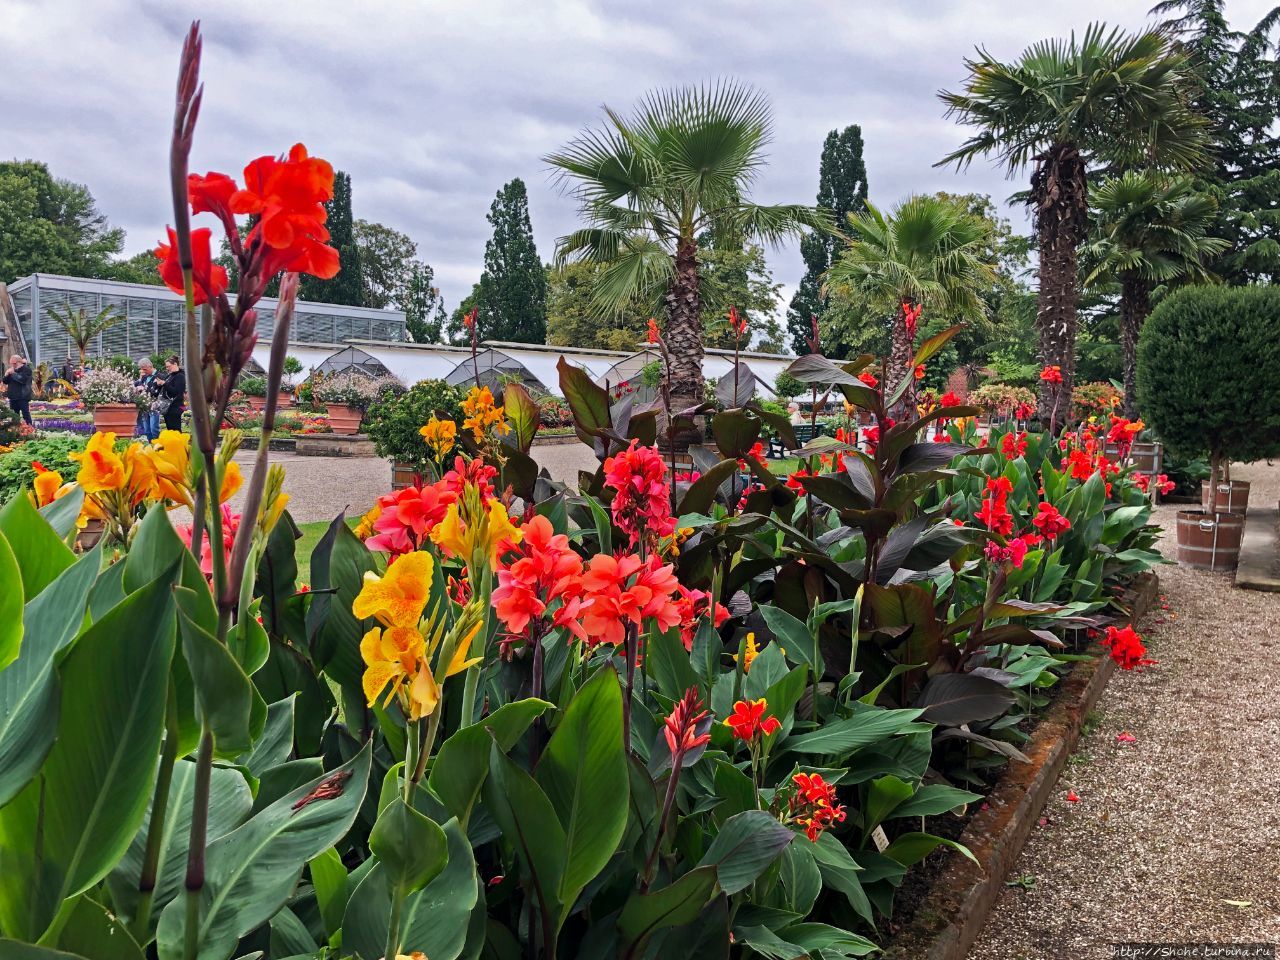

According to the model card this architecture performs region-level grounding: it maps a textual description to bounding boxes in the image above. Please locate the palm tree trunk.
[1120,272,1149,420]
[663,235,704,446]
[1031,143,1088,427]
[887,307,914,422]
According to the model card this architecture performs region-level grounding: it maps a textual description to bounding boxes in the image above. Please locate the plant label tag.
[871,826,890,852]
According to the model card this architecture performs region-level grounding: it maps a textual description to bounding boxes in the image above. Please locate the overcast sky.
[3,0,1274,321]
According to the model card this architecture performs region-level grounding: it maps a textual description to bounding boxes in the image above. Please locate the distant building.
[3,273,406,365]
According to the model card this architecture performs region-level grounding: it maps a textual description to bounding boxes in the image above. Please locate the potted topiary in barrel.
[364,378,466,487]
[237,374,269,412]
[1138,285,1280,569]
[279,355,304,408]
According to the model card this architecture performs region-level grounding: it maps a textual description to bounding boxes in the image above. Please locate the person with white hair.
[134,357,161,440]
[3,354,33,426]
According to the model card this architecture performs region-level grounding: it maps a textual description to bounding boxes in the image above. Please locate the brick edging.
[882,570,1160,960]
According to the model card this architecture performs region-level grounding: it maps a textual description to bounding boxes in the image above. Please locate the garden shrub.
[0,433,89,502]
[1138,284,1280,469]
[1071,380,1121,420]
[365,378,466,467]
[968,382,1036,416]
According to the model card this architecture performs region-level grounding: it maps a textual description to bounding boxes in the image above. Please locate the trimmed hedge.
[1137,284,1280,465]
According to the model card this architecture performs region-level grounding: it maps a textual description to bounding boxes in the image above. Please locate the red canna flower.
[188,171,238,227]
[1116,731,1137,744]
[788,772,847,842]
[1000,432,1028,458]
[1154,473,1175,495]
[984,535,1030,568]
[663,687,711,758]
[858,370,879,389]
[901,301,922,341]
[1102,625,1154,670]
[155,226,229,305]
[1031,502,1071,539]
[940,390,963,407]
[1039,365,1063,385]
[463,307,478,332]
[975,475,1014,536]
[725,698,781,741]
[603,440,676,549]
[914,363,926,381]
[728,306,748,339]
[646,317,661,344]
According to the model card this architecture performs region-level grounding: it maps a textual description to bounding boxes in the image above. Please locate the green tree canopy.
[400,261,448,344]
[300,170,363,306]
[0,161,125,283]
[787,125,868,353]
[355,219,418,309]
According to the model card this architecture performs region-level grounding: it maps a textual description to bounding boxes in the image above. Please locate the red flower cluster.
[1040,365,1063,385]
[674,586,730,651]
[725,698,781,741]
[940,390,964,407]
[863,425,880,455]
[366,481,457,555]
[576,553,682,648]
[1031,502,1071,540]
[663,687,711,758]
[901,302,922,341]
[1000,432,1028,458]
[443,455,498,503]
[728,306,748,339]
[913,363,926,381]
[738,441,767,472]
[1102,625,1154,670]
[788,772,848,842]
[1105,415,1144,459]
[785,468,813,492]
[975,476,1014,535]
[984,536,1030,568]
[858,370,879,389]
[1133,473,1176,496]
[176,503,240,577]
[1014,401,1036,420]
[492,515,585,641]
[646,318,661,344]
[155,226,229,305]
[603,440,676,548]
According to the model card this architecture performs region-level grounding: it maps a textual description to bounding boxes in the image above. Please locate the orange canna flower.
[155,226,229,304]
[219,460,243,503]
[30,461,65,507]
[71,432,126,494]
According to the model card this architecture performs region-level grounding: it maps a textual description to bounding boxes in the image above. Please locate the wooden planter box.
[1201,479,1250,515]
[91,403,138,435]
[1176,509,1244,570]
[325,403,363,435]
[392,460,422,490]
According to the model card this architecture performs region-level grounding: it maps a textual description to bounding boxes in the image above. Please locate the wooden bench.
[768,422,826,458]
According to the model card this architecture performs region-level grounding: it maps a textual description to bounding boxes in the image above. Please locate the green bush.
[1138,285,1280,468]
[0,434,89,503]
[364,379,466,467]
[772,370,805,399]
[237,375,268,397]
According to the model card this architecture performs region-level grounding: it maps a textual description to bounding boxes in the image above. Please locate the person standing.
[155,355,186,432]
[3,355,33,426]
[134,358,161,440]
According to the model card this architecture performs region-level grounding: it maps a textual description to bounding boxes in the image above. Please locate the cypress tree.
[477,178,547,343]
[786,126,869,353]
[300,170,364,305]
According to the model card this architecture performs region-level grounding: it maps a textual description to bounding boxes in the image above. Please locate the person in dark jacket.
[134,358,161,440]
[3,355,33,426]
[155,356,186,432]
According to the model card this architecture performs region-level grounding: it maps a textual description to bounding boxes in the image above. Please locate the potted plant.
[313,372,403,435]
[1138,285,1280,567]
[78,367,144,435]
[279,355,304,408]
[237,374,269,412]
[364,378,465,485]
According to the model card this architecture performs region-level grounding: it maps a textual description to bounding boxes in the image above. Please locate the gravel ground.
[218,441,601,524]
[970,459,1280,958]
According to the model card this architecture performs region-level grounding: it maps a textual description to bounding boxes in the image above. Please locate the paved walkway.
[970,460,1280,958]
[223,440,600,524]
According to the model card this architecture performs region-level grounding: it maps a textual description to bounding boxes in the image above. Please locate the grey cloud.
[6,0,1278,322]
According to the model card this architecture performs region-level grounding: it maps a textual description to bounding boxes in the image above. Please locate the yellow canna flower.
[461,385,510,443]
[483,498,521,563]
[397,952,428,960]
[149,430,193,506]
[220,460,243,503]
[30,462,64,507]
[353,502,382,541]
[71,432,126,494]
[429,502,467,560]
[430,498,522,568]
[353,551,434,628]
[359,625,426,710]
[124,442,160,506]
[740,632,759,673]
[419,416,458,461]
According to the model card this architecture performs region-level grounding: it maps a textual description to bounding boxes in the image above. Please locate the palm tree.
[1083,171,1227,417]
[546,81,828,427]
[45,304,123,367]
[938,23,1208,422]
[826,195,997,415]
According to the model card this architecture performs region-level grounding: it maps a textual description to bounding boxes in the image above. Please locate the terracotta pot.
[77,518,106,551]
[244,395,268,412]
[392,460,421,490]
[276,392,292,409]
[325,403,363,435]
[1200,480,1250,515]
[1175,510,1244,570]
[91,403,139,436]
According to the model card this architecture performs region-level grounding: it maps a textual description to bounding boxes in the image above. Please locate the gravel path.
[970,460,1280,958]
[220,441,601,524]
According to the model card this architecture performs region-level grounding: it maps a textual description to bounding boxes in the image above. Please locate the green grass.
[294,517,355,584]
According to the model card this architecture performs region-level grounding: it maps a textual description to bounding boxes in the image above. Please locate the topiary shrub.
[364,379,466,469]
[1138,284,1280,480]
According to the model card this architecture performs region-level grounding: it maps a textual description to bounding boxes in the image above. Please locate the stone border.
[531,433,579,446]
[882,570,1160,960]
[1236,501,1280,592]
